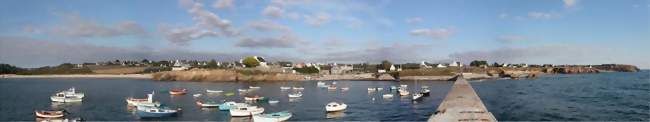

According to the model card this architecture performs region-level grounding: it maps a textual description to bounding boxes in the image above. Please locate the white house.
[172,61,191,71]
[449,61,463,67]
[437,64,447,68]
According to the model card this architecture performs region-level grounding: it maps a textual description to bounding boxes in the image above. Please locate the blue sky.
[0,0,649,68]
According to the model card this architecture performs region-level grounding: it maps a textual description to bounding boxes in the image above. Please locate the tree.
[205,59,219,69]
[242,56,260,68]
[381,60,392,71]
[492,62,501,67]
[470,60,488,67]
[293,66,320,74]
[0,64,22,74]
[141,59,150,64]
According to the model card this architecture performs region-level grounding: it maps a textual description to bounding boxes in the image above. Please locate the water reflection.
[326,111,346,119]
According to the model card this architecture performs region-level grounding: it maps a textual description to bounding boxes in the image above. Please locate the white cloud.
[410,28,453,40]
[48,14,146,38]
[528,11,553,19]
[303,13,331,26]
[213,0,234,9]
[249,20,290,32]
[498,13,508,19]
[563,0,578,8]
[162,0,238,46]
[496,35,529,43]
[236,34,305,48]
[262,6,285,18]
[313,43,434,63]
[405,17,424,24]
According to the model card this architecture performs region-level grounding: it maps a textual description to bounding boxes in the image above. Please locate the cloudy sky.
[0,0,648,68]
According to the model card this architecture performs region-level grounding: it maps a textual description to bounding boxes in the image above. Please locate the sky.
[0,0,649,68]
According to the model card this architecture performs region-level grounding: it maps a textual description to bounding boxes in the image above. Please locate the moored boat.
[340,87,349,91]
[135,105,179,118]
[377,87,383,91]
[399,90,410,96]
[268,100,280,104]
[317,81,327,88]
[169,88,187,95]
[280,86,291,90]
[249,86,261,89]
[126,92,159,107]
[193,94,202,97]
[367,88,376,91]
[34,110,65,118]
[253,111,292,122]
[412,93,423,101]
[288,92,302,98]
[382,94,394,99]
[206,89,223,93]
[218,101,248,111]
[238,89,248,92]
[196,100,219,108]
[325,102,347,112]
[229,106,265,117]
[420,88,430,96]
[292,87,304,90]
[327,85,337,90]
[390,86,398,90]
[245,95,265,101]
[50,87,84,103]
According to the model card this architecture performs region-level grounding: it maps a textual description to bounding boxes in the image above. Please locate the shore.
[1,74,152,79]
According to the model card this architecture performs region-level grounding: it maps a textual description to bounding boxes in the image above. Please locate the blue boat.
[218,101,247,111]
[135,105,179,118]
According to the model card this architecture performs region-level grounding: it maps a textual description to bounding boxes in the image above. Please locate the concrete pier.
[428,75,497,122]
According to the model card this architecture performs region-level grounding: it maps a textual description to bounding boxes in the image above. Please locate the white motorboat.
[193,94,202,97]
[377,87,383,91]
[382,94,394,99]
[253,111,292,122]
[292,87,304,90]
[367,88,376,91]
[268,100,280,104]
[288,92,302,98]
[249,86,261,89]
[229,106,265,117]
[399,90,410,96]
[196,100,219,108]
[206,89,223,93]
[412,93,423,100]
[317,81,327,87]
[327,85,337,90]
[325,102,347,112]
[340,87,349,91]
[238,89,248,92]
[218,101,248,111]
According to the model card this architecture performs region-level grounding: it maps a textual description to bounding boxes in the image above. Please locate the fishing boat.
[34,110,65,118]
[280,86,291,90]
[229,106,265,117]
[206,89,223,93]
[412,93,423,101]
[382,94,394,99]
[196,100,219,108]
[50,87,85,103]
[292,87,304,90]
[399,90,410,96]
[135,105,179,118]
[218,101,248,111]
[249,86,261,89]
[193,94,202,97]
[126,92,159,107]
[169,88,187,95]
[288,92,302,98]
[325,102,347,112]
[253,111,292,122]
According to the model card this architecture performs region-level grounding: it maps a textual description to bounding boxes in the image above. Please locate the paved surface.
[428,75,497,122]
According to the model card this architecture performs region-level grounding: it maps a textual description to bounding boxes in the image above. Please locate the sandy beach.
[1,74,152,79]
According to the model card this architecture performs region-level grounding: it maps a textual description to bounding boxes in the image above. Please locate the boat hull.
[50,96,82,103]
[253,112,292,122]
[229,107,264,117]
[136,110,176,118]
[35,111,64,118]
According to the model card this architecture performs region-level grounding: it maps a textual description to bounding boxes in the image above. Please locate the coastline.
[1,74,152,79]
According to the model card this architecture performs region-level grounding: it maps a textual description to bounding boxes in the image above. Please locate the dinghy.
[196,100,219,108]
[34,110,65,118]
[206,89,223,93]
[225,92,235,96]
[253,111,292,122]
[245,95,265,101]
[292,87,304,90]
[390,86,398,90]
[280,86,291,90]
[327,85,337,90]
[229,106,265,117]
[238,89,248,92]
[268,100,280,104]
[249,86,261,89]
[288,92,302,98]
[399,90,410,96]
[412,93,423,101]
[193,94,202,97]
[135,105,179,118]
[325,102,347,112]
[367,88,376,91]
[317,81,327,88]
[169,88,187,95]
[420,88,430,96]
[340,87,349,91]
[377,87,383,91]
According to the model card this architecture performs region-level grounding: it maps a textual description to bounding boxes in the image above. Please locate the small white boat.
[218,101,248,111]
[377,87,383,91]
[35,110,64,118]
[412,93,423,101]
[400,84,408,88]
[135,105,179,118]
[245,95,265,101]
[420,89,430,96]
[390,86,398,90]
[249,86,261,89]
[340,87,349,91]
[317,81,327,87]
[50,88,84,103]
[421,86,429,89]
[325,102,347,112]
[206,89,223,93]
[229,106,265,117]
[268,100,280,104]
[292,87,304,90]
[382,94,394,98]
[126,92,160,107]
[288,92,302,98]
[238,89,248,92]
[399,90,410,96]
[253,111,292,122]
[196,100,219,108]
[327,85,337,90]
[367,88,376,91]
[332,81,337,85]
[193,94,202,97]
[280,86,291,90]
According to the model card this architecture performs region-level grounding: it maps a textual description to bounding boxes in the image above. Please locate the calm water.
[0,72,648,121]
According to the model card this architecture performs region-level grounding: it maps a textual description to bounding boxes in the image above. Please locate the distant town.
[0,56,641,81]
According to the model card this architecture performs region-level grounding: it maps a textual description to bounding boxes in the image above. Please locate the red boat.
[169,88,187,95]
[35,110,64,118]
